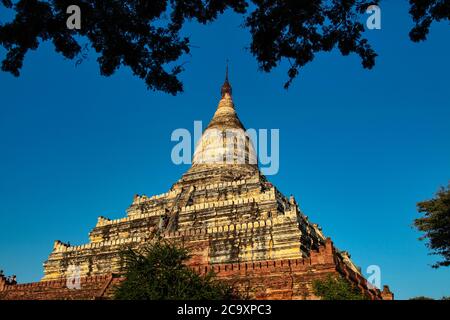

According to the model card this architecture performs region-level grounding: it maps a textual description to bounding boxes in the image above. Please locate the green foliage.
[114,239,238,300]
[414,184,450,268]
[312,275,367,300]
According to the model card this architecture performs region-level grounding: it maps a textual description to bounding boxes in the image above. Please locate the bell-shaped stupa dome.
[175,66,260,187]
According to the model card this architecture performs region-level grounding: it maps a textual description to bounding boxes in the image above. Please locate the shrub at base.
[114,239,238,300]
[312,275,367,300]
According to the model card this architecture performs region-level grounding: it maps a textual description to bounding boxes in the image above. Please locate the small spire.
[221,60,232,98]
[225,60,229,82]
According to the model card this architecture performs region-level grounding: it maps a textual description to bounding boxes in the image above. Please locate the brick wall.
[0,239,393,300]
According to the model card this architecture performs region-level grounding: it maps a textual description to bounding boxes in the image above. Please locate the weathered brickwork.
[0,239,392,300]
[0,74,393,300]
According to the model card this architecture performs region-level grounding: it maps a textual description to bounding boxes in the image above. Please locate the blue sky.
[0,1,449,299]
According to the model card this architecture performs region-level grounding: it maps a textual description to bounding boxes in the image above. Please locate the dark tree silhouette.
[0,0,247,94]
[409,0,450,42]
[244,0,381,88]
[0,1,447,93]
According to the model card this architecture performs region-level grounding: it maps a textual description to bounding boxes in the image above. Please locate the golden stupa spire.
[207,62,241,130]
[221,60,232,98]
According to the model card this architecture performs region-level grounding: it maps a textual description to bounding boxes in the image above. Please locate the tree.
[0,0,377,92]
[114,239,237,300]
[312,274,367,300]
[0,1,447,93]
[409,0,450,42]
[409,296,450,300]
[414,184,450,268]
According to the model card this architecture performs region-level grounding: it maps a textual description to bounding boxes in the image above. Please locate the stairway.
[165,187,194,231]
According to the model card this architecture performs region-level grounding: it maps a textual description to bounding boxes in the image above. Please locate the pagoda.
[0,69,393,300]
